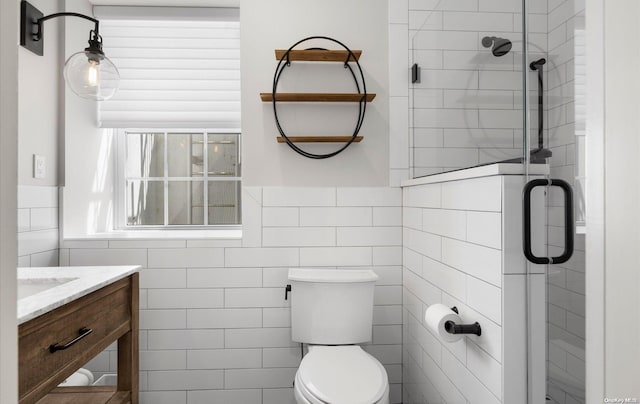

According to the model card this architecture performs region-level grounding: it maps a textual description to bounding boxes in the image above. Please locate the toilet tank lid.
[288,268,378,283]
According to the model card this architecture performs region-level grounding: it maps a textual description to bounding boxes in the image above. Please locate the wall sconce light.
[20,0,120,101]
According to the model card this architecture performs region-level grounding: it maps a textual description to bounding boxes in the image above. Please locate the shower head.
[482,36,512,57]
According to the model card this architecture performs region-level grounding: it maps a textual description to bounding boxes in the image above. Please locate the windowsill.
[63,228,242,241]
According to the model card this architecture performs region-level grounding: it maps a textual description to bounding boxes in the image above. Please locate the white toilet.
[288,268,390,404]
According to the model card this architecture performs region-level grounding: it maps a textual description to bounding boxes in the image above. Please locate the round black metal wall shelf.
[260,36,375,159]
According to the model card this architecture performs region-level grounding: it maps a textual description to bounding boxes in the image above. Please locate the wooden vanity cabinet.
[18,273,139,404]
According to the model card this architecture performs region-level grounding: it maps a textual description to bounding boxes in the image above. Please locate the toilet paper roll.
[425,303,463,343]
[58,368,94,387]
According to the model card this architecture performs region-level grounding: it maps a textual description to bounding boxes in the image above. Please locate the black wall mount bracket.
[411,63,420,83]
[20,1,44,55]
[445,320,482,336]
[444,306,481,336]
[20,0,101,57]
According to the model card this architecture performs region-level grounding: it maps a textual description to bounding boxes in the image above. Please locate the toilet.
[288,268,389,404]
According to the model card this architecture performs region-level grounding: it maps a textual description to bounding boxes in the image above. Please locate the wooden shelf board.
[276,136,363,143]
[260,93,375,102]
[36,387,130,404]
[275,49,361,62]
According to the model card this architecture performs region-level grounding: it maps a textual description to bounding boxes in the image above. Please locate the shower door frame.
[522,0,593,402]
[583,0,605,401]
[521,1,548,402]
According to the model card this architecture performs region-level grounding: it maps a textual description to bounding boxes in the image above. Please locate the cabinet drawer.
[19,278,132,404]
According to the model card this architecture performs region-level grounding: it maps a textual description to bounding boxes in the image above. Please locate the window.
[118,130,241,228]
[95,7,241,229]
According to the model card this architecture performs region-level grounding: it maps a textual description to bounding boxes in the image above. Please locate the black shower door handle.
[523,179,574,264]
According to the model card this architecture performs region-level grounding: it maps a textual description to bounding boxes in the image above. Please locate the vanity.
[17,266,140,404]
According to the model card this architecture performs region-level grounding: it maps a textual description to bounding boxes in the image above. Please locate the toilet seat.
[296,345,388,404]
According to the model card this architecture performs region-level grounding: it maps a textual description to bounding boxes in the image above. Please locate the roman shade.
[94,7,240,130]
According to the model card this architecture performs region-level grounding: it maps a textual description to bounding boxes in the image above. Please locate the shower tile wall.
[405,0,548,177]
[17,186,59,267]
[61,186,403,404]
[545,0,586,402]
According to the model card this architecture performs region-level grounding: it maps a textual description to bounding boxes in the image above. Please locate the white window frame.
[114,128,241,230]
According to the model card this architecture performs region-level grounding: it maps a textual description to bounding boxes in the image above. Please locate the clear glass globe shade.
[63,51,120,101]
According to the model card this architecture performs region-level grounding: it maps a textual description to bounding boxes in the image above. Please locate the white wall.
[585,0,640,402]
[241,0,389,187]
[0,0,19,401]
[62,0,390,236]
[62,0,115,237]
[18,0,62,187]
[601,0,640,399]
[16,0,63,263]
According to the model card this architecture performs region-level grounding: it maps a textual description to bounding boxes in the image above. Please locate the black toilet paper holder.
[445,306,482,336]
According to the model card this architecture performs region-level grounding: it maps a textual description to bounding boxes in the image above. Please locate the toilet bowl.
[293,345,389,404]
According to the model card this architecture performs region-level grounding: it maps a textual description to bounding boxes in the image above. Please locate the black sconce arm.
[34,12,100,42]
[20,0,101,56]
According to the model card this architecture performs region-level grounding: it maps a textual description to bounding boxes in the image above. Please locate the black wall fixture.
[482,36,512,57]
[20,0,119,100]
[264,36,373,159]
[529,58,552,163]
[445,307,481,336]
[411,63,420,83]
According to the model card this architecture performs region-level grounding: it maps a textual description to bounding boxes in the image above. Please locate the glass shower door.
[524,0,587,402]
[408,0,528,179]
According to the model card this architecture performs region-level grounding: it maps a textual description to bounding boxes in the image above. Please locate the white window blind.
[95,7,240,130]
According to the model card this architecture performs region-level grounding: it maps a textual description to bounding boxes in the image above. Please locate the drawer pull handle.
[49,327,93,353]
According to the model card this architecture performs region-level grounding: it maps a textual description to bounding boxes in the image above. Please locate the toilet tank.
[288,268,378,344]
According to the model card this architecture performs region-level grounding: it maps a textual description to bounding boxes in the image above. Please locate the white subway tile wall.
[63,186,403,404]
[17,186,59,267]
[401,176,540,404]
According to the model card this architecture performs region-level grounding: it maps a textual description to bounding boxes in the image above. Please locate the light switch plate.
[33,154,45,179]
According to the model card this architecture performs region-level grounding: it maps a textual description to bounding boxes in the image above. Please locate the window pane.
[208,134,240,177]
[125,132,165,178]
[168,133,203,177]
[168,181,204,225]
[126,180,164,225]
[208,181,241,225]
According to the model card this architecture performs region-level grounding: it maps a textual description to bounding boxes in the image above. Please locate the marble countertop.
[17,266,140,325]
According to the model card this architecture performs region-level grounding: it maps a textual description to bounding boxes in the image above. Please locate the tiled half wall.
[18,186,59,267]
[401,174,546,404]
